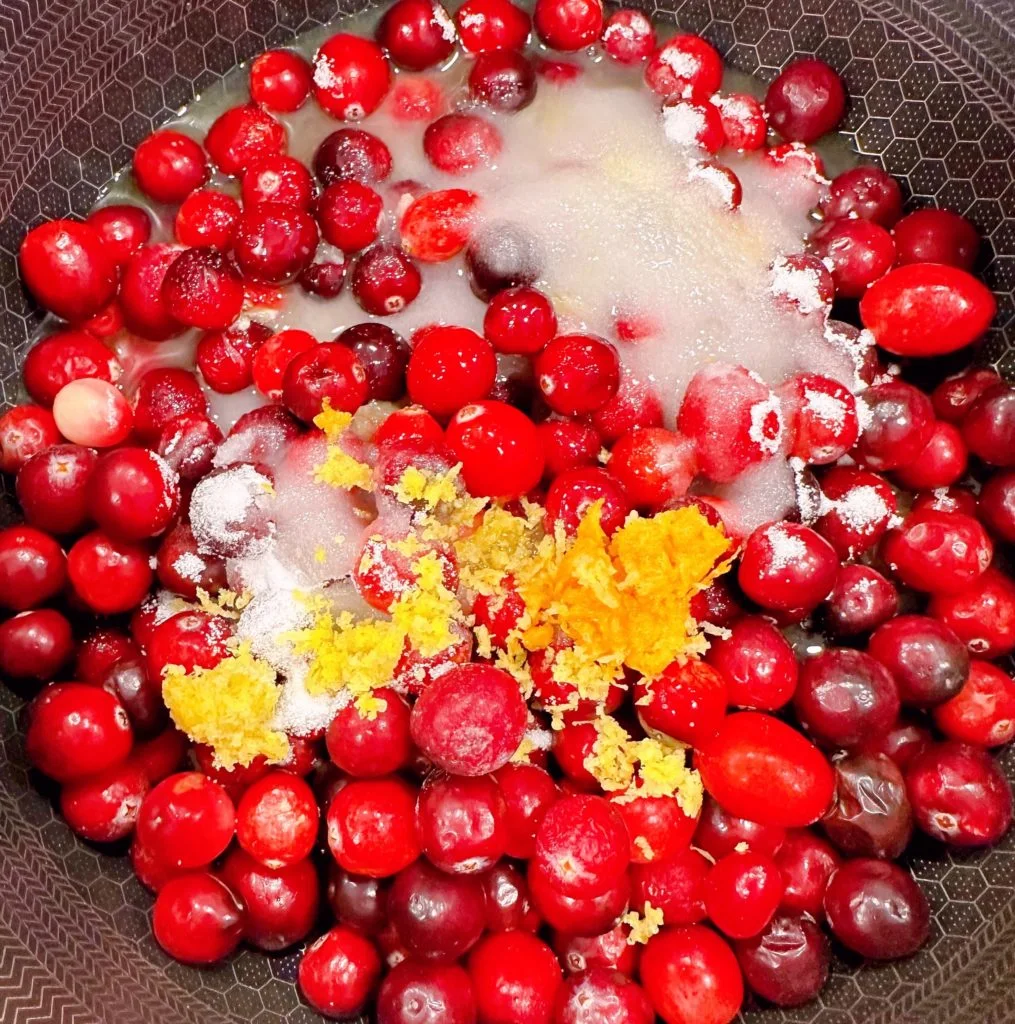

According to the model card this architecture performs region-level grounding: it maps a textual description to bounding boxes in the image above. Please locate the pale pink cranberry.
[22,329,120,406]
[810,218,896,298]
[424,113,503,174]
[536,334,620,416]
[282,341,369,421]
[399,188,479,263]
[544,466,632,535]
[132,367,208,444]
[893,208,980,270]
[644,34,723,100]
[931,366,1001,423]
[893,420,968,490]
[534,0,603,50]
[469,48,537,112]
[233,202,319,284]
[52,379,133,448]
[174,189,241,249]
[779,372,859,464]
[821,165,903,226]
[314,127,393,185]
[351,244,423,315]
[318,180,384,253]
[455,0,531,53]
[161,247,244,330]
[853,380,935,471]
[815,465,896,557]
[16,443,97,534]
[0,404,60,473]
[881,509,992,595]
[19,219,118,323]
[765,58,846,143]
[87,447,179,540]
[133,129,209,202]
[119,243,185,340]
[313,33,392,121]
[86,204,153,265]
[205,103,287,176]
[67,530,154,614]
[376,0,456,70]
[739,522,838,613]
[601,8,655,64]
[961,383,1015,467]
[249,49,313,111]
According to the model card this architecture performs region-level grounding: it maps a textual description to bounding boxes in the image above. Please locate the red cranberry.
[218,847,318,951]
[299,254,348,297]
[377,961,477,1024]
[377,0,455,70]
[153,872,243,965]
[456,0,531,53]
[483,288,554,357]
[739,522,838,614]
[554,968,654,1024]
[633,659,726,748]
[133,727,188,786]
[299,925,382,1017]
[282,341,369,421]
[601,8,656,64]
[327,776,421,877]
[538,418,599,478]
[810,217,895,298]
[868,614,969,708]
[705,850,784,940]
[978,469,1015,542]
[0,404,60,472]
[60,760,148,843]
[242,155,315,210]
[530,858,629,935]
[236,771,319,868]
[249,49,313,111]
[912,485,978,517]
[398,188,478,264]
[157,413,222,483]
[893,420,968,490]
[351,243,422,315]
[815,466,896,557]
[145,611,233,680]
[313,32,392,120]
[821,165,903,226]
[929,565,1015,658]
[469,48,536,112]
[132,367,208,445]
[132,129,208,202]
[100,655,167,738]
[705,615,798,711]
[86,203,152,265]
[406,326,497,418]
[823,858,929,959]
[962,383,1015,467]
[0,525,66,611]
[483,861,539,932]
[119,243,185,340]
[554,924,639,976]
[424,113,503,174]
[494,762,559,858]
[609,427,697,509]
[893,208,980,270]
[882,509,992,595]
[734,912,830,1008]
[205,104,286,176]
[326,689,412,776]
[26,682,132,782]
[644,34,723,100]
[823,564,898,637]
[693,796,786,863]
[545,466,633,536]
[932,366,1000,423]
[67,530,153,614]
[233,202,319,284]
[174,189,240,249]
[536,334,620,417]
[469,931,562,1024]
[778,372,859,464]
[533,0,603,49]
[137,771,235,869]
[712,93,766,151]
[318,180,383,253]
[19,219,118,323]
[335,323,410,402]
[857,717,933,772]
[765,58,845,143]
[196,320,271,394]
[388,858,487,961]
[774,829,839,918]
[628,850,707,930]
[661,98,726,153]
[417,771,508,874]
[854,380,935,471]
[934,660,1015,747]
[327,864,389,935]
[75,628,138,685]
[16,443,97,534]
[87,447,179,541]
[251,329,317,398]
[0,608,73,681]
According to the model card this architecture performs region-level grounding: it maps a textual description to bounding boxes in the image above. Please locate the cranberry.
[483,860,540,932]
[100,655,167,738]
[388,857,487,961]
[609,427,696,509]
[316,180,381,254]
[533,0,603,49]
[633,659,726,749]
[157,413,223,483]
[314,129,393,188]
[821,165,903,226]
[233,202,319,284]
[810,217,895,298]
[705,615,798,711]
[765,58,845,143]
[241,156,314,210]
[132,129,208,202]
[87,447,179,541]
[614,791,697,866]
[644,34,722,100]
[815,466,896,557]
[777,372,859,464]
[554,968,653,1024]
[537,418,598,478]
[299,925,382,1017]
[282,341,369,421]
[640,926,742,1024]
[692,798,784,864]
[406,326,496,418]
[377,0,455,70]
[854,380,935,470]
[196,320,271,394]
[867,614,969,708]
[133,728,188,786]
[882,509,992,595]
[132,367,207,445]
[173,189,239,249]
[120,243,185,340]
[16,443,97,534]
[75,628,137,685]
[205,104,286,176]
[978,470,1015,543]
[554,924,639,975]
[326,689,412,776]
[410,664,527,776]
[912,485,979,517]
[377,960,477,1024]
[962,383,1015,466]
[67,530,153,614]
[397,189,476,265]
[60,760,148,843]
[313,31,392,119]
[823,858,930,959]
[0,608,72,680]
[893,208,980,270]
[327,776,420,877]
[469,48,536,112]
[692,576,740,629]
[456,0,530,53]
[299,254,348,297]
[21,218,117,324]
[251,329,317,399]
[51,378,132,448]
[628,850,707,930]
[932,366,1000,423]
[895,420,968,491]
[823,564,898,638]
[735,912,830,1008]
[705,850,784,940]
[86,203,152,265]
[660,98,725,153]
[545,466,632,536]
[0,525,66,611]
[906,741,1012,847]
[327,864,388,935]
[334,323,409,402]
[424,113,503,174]
[233,770,318,869]
[857,717,933,772]
[152,872,244,965]
[145,611,233,680]
[189,462,276,558]
[0,404,60,472]
[492,762,558,858]
[249,49,313,112]
[352,243,423,315]
[774,829,839,918]
[712,93,766,151]
[137,771,235,869]
[738,522,838,614]
[601,8,655,64]
[934,660,1015,747]
[470,931,562,1024]
[535,334,619,417]
[592,372,663,444]
[530,857,629,934]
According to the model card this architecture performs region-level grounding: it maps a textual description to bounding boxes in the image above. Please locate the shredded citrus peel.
[313,403,374,491]
[622,902,665,944]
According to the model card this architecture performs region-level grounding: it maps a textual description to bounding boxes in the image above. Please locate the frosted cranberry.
[536,334,619,417]
[698,713,835,828]
[100,655,167,738]
[554,968,653,1024]
[739,522,837,614]
[314,128,393,187]
[0,404,59,472]
[132,367,207,445]
[0,525,66,612]
[821,165,903,226]
[768,140,830,180]
[545,466,632,536]
[823,564,898,638]
[961,383,1015,467]
[378,961,476,1024]
[810,217,895,298]
[233,202,319,285]
[640,926,742,1024]
[132,129,208,202]
[466,220,541,299]
[387,857,487,962]
[25,682,130,781]
[822,750,913,858]
[591,371,664,445]
[815,466,895,558]
[882,509,992,595]
[119,243,184,340]
[282,341,369,421]
[221,407,301,469]
[932,366,1000,423]
[406,326,496,418]
[16,444,96,534]
[774,829,839,917]
[87,447,179,542]
[705,850,784,939]
[711,93,765,151]
[424,113,503,174]
[0,608,72,680]
[327,691,411,779]
[794,648,899,748]
[934,660,1015,747]
[766,58,845,143]
[327,776,420,877]
[893,208,980,270]
[67,530,152,614]
[299,925,381,1016]
[456,0,530,52]
[218,848,317,951]
[416,771,508,874]
[894,420,968,491]
[60,759,148,844]
[85,204,151,268]
[190,461,276,558]
[137,771,235,869]
[377,0,455,70]
[152,872,243,965]
[75,628,137,685]
[824,858,929,959]
[705,616,798,711]
[470,931,562,1024]
[633,659,726,749]
[555,925,639,977]
[661,98,725,153]
[868,614,969,708]
[205,104,286,176]
[155,414,221,484]
[912,485,978,517]
[173,189,238,249]
[236,771,318,868]
[770,252,835,313]
[601,8,655,64]
[735,912,830,1008]
[352,243,423,315]
[145,610,233,680]
[533,0,603,49]
[609,427,697,509]
[411,664,527,776]
[249,49,312,111]
[469,48,536,112]
[644,34,722,100]
[313,31,392,120]
[51,378,132,448]
[327,864,388,935]
[853,380,935,471]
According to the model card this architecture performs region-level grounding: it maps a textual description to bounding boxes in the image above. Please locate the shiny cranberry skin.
[815,466,897,557]
[410,664,527,776]
[882,510,992,595]
[697,713,835,828]
[153,872,243,965]
[704,850,784,940]
[466,220,541,301]
[417,771,508,873]
[67,530,153,614]
[352,243,422,315]
[978,470,1015,543]
[205,104,286,176]
[640,926,743,1024]
[821,165,903,226]
[810,217,895,298]
[554,967,654,1024]
[196,320,272,395]
[327,776,421,877]
[334,323,408,402]
[493,762,559,858]
[145,610,233,680]
[774,829,839,918]
[314,128,393,187]
[377,0,455,70]
[608,427,697,509]
[0,609,72,680]
[854,380,935,471]
[16,444,96,535]
[100,655,167,738]
[456,0,531,53]
[470,931,562,1024]
[75,628,137,685]
[60,760,148,843]
[174,189,240,249]
[233,202,319,285]
[0,403,60,473]
[19,219,118,323]
[326,689,412,777]
[327,864,388,935]
[377,961,477,1024]
[823,565,899,638]
[929,565,1015,658]
[132,367,207,445]
[629,848,709,927]
[133,728,188,787]
[601,8,656,64]
[249,49,313,111]
[242,156,314,210]
[469,48,536,112]
[120,243,185,340]
[893,208,980,270]
[536,334,620,417]
[766,58,845,142]
[739,522,838,614]
[132,129,208,202]
[534,0,603,49]
[868,614,969,708]
[86,447,179,541]
[932,366,1000,423]
[794,648,899,748]
[705,615,797,711]
[857,718,933,772]
[735,912,830,1008]
[299,255,348,297]
[822,750,913,858]
[137,772,235,870]
[282,341,369,421]
[299,925,382,1017]
[962,383,1015,467]
[236,771,319,868]
[446,400,544,498]
[537,418,599,478]
[0,525,66,612]
[823,858,930,959]
[87,203,152,265]
[424,113,503,175]
[633,659,726,748]
[934,660,1015,747]
[483,861,540,932]
[313,30,392,120]
[318,180,383,253]
[388,857,487,961]
[554,924,639,976]
[912,485,979,517]
[894,420,968,491]
[545,466,632,536]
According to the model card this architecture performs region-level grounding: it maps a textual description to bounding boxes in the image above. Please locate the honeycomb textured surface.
[1,1,1015,1022]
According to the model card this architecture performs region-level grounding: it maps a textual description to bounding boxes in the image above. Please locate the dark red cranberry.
[821,165,903,226]
[376,0,456,70]
[857,718,933,772]
[249,49,313,112]
[337,322,410,401]
[853,380,935,471]
[219,404,303,466]
[482,861,540,932]
[16,443,97,534]
[100,656,167,738]
[377,960,477,1024]
[119,243,185,340]
[961,383,1015,467]
[868,614,969,707]
[87,204,153,265]
[774,829,839,918]
[153,872,244,965]
[416,772,508,874]
[314,127,393,185]
[132,367,208,445]
[351,244,422,315]
[174,189,241,249]
[823,564,898,637]
[327,864,389,935]
[0,608,73,681]
[469,48,537,111]
[298,925,382,1018]
[735,913,831,1008]
[299,255,348,297]
[765,58,846,143]
[893,208,980,270]
[205,104,287,176]
[0,525,66,612]
[424,113,503,175]
[74,628,137,685]
[466,220,541,300]
[233,203,319,284]
[810,217,895,298]
[979,470,1015,542]
[554,924,639,976]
